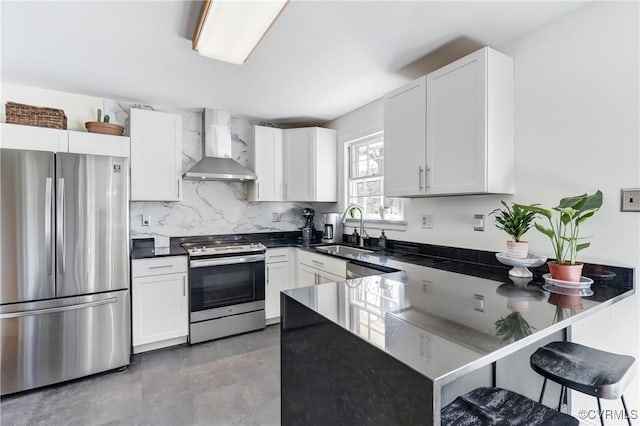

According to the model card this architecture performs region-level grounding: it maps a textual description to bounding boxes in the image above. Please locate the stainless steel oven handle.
[190,254,266,268]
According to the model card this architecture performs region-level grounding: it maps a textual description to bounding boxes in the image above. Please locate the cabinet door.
[297,263,319,287]
[266,261,289,319]
[130,109,182,201]
[68,131,130,158]
[314,128,337,202]
[383,77,427,197]
[251,126,283,201]
[0,123,68,152]
[132,272,188,346]
[284,128,314,201]
[426,50,487,195]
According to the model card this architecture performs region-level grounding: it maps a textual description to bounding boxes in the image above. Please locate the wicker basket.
[5,102,68,130]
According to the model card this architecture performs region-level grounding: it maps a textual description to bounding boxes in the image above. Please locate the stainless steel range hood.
[183,109,257,181]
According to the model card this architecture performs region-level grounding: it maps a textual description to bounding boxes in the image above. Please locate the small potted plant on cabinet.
[490,201,537,258]
[516,190,603,282]
[85,108,124,136]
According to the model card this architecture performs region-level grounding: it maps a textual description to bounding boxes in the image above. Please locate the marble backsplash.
[102,100,333,238]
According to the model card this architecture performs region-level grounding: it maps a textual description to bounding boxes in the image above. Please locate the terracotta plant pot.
[85,121,125,136]
[547,261,584,282]
[506,240,528,258]
[548,292,583,310]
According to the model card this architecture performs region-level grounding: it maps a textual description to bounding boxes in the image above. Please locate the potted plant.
[516,190,602,282]
[490,201,537,258]
[85,108,124,136]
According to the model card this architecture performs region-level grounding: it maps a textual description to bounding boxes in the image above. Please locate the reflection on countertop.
[283,263,633,381]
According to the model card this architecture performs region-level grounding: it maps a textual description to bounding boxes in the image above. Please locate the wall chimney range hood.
[183,109,257,181]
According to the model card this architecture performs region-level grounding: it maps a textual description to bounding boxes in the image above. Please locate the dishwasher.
[345,262,399,279]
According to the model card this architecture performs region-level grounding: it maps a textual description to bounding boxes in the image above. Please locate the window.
[347,132,403,221]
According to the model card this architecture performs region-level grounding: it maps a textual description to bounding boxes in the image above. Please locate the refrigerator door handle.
[56,178,65,274]
[0,296,117,319]
[45,177,53,275]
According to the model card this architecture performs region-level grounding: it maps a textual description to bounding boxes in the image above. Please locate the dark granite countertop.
[283,260,634,384]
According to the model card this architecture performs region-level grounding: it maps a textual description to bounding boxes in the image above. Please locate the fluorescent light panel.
[194,0,288,65]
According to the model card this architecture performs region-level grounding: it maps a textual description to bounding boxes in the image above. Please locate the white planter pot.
[506,241,529,259]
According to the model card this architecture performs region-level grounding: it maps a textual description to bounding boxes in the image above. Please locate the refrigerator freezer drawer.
[0,290,131,395]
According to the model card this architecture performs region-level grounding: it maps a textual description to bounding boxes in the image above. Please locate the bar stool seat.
[531,341,635,425]
[441,387,578,426]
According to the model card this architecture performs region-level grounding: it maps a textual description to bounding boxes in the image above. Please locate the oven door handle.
[190,254,266,268]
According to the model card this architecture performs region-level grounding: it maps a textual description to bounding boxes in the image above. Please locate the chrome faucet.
[341,204,366,247]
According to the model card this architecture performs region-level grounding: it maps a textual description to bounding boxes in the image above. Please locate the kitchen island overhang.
[280,263,634,426]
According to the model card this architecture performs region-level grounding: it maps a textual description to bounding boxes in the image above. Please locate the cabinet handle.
[269,254,287,259]
[418,166,424,191]
[256,182,260,199]
[177,178,181,199]
[148,264,173,269]
[266,267,270,284]
[311,259,324,267]
[425,166,431,190]
[182,275,186,296]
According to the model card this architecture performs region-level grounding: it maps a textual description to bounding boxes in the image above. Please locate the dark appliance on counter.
[182,239,267,344]
[321,212,342,243]
[1,149,130,395]
[301,208,315,244]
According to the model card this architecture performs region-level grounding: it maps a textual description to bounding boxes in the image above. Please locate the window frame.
[343,131,406,227]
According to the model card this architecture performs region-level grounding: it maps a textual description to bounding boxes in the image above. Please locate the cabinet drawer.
[297,250,346,278]
[266,248,290,263]
[132,256,188,278]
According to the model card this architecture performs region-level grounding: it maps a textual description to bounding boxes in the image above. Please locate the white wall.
[328,1,639,416]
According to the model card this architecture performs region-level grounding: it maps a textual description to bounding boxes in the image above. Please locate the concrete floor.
[0,325,281,426]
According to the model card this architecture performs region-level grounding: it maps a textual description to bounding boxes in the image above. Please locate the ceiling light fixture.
[192,0,289,65]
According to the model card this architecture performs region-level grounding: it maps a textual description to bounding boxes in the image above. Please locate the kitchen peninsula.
[280,253,633,426]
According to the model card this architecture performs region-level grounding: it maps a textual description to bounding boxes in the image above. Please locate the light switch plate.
[621,188,640,212]
[142,215,150,227]
[473,214,485,231]
[272,212,279,222]
[474,294,485,312]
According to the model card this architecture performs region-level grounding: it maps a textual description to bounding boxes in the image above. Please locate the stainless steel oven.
[183,241,266,344]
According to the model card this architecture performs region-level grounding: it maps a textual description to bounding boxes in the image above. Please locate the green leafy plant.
[490,201,537,242]
[96,108,110,123]
[516,190,603,265]
[495,312,535,342]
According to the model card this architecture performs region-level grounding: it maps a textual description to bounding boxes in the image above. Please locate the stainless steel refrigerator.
[0,148,130,395]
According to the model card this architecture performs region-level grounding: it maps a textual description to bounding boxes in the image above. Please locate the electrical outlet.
[142,215,150,227]
[621,188,640,212]
[421,214,434,229]
[473,214,485,231]
[272,212,279,222]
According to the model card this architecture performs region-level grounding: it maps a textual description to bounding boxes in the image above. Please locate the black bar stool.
[531,341,635,426]
[441,387,579,425]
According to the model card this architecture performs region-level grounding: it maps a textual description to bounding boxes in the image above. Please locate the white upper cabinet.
[383,46,514,197]
[1,123,130,158]
[130,108,182,201]
[68,131,130,157]
[283,127,337,202]
[426,47,513,195]
[1,123,69,152]
[248,126,284,202]
[384,76,427,197]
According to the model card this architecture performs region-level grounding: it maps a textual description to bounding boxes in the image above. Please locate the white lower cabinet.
[132,256,188,353]
[265,248,293,323]
[296,250,346,286]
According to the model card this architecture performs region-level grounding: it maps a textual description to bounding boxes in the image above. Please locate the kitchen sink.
[315,245,374,256]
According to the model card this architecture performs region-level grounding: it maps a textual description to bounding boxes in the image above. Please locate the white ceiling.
[1,1,585,124]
